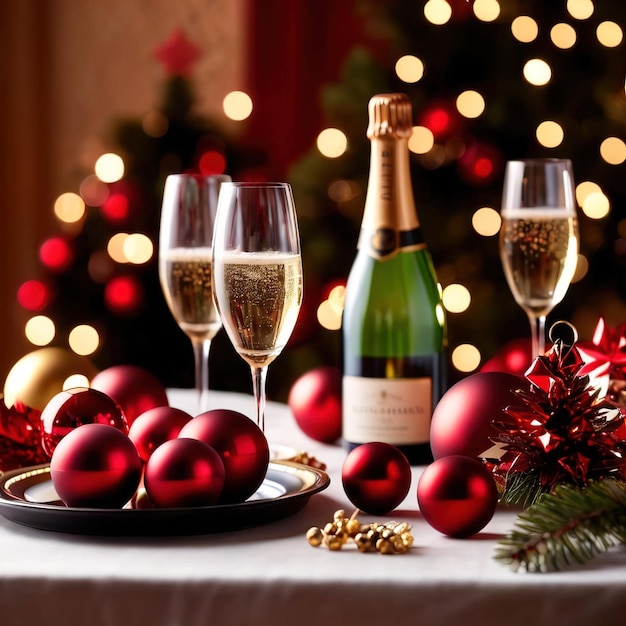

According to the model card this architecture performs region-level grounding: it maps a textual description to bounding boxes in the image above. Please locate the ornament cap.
[549,321,578,349]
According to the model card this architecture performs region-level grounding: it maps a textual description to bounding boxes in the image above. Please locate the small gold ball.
[306,527,324,547]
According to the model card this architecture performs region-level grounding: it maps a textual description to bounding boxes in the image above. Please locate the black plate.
[0,461,329,536]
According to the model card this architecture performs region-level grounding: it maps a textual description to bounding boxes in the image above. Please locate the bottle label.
[342,375,432,444]
[358,226,426,260]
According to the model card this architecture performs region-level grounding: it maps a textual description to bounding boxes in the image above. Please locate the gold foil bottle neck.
[367,93,413,139]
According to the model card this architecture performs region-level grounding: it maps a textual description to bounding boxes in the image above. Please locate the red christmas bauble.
[179,409,269,504]
[40,387,128,458]
[128,406,193,462]
[288,366,342,443]
[143,437,225,508]
[480,338,533,377]
[430,371,524,460]
[90,365,169,426]
[417,455,498,538]
[50,423,142,508]
[341,442,412,515]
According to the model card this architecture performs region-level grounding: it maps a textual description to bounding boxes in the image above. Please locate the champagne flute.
[499,158,579,356]
[158,173,231,412]
[212,182,303,432]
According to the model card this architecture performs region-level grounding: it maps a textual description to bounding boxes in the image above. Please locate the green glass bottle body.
[342,93,447,465]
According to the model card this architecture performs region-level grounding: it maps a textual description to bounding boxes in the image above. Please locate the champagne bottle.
[342,93,447,465]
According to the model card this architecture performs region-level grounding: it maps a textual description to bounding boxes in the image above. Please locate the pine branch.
[495,479,626,572]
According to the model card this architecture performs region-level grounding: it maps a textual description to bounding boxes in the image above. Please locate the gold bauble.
[3,348,99,411]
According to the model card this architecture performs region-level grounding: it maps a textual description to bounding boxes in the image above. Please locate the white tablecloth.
[0,389,625,626]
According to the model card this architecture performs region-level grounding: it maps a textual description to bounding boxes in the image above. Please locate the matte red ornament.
[143,438,225,508]
[128,406,193,462]
[288,366,342,443]
[417,455,498,538]
[50,423,142,508]
[341,442,412,515]
[179,409,269,504]
[40,387,128,458]
[91,365,169,426]
[430,371,525,460]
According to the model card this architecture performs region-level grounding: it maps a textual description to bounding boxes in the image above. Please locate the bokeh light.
[551,23,577,49]
[317,128,348,158]
[223,91,253,121]
[456,90,485,119]
[25,315,55,346]
[424,0,452,25]
[95,153,125,183]
[107,232,129,263]
[576,180,602,206]
[600,137,626,165]
[452,344,482,373]
[523,58,552,86]
[472,207,501,237]
[596,21,623,47]
[104,275,144,316]
[17,279,53,311]
[63,374,91,390]
[199,150,227,175]
[473,0,500,22]
[80,175,110,206]
[39,237,73,272]
[442,283,471,313]
[395,55,424,83]
[582,191,610,219]
[142,111,169,138]
[101,192,130,223]
[54,192,86,224]
[566,0,594,20]
[536,120,564,148]
[68,324,100,356]
[123,233,154,264]
[408,126,435,154]
[511,16,538,43]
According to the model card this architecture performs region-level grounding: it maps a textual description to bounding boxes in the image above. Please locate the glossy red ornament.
[128,406,193,462]
[50,423,142,508]
[417,455,498,538]
[341,442,412,515]
[143,437,225,508]
[40,387,128,458]
[179,409,269,504]
[480,338,533,377]
[430,371,525,460]
[288,366,342,443]
[90,365,169,426]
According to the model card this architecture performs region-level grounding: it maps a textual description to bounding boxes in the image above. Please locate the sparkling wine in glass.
[499,158,579,356]
[212,182,303,432]
[159,173,231,412]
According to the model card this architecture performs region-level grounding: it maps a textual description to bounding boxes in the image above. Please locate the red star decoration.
[154,29,202,76]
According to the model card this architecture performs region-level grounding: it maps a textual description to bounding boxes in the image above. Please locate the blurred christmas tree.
[290,0,626,383]
[17,30,266,395]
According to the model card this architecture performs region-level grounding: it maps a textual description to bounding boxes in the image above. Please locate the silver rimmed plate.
[0,461,329,536]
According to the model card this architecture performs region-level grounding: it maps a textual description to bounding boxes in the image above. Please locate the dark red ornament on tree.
[40,387,128,458]
[430,371,525,460]
[90,365,169,426]
[50,423,142,508]
[288,366,342,443]
[143,437,225,508]
[417,455,498,538]
[128,406,193,462]
[179,409,269,504]
[341,442,412,515]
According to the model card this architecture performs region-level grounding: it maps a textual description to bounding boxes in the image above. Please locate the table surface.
[1,389,625,626]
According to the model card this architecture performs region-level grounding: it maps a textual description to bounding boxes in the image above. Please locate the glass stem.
[192,339,211,413]
[529,312,547,357]
[251,365,268,433]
